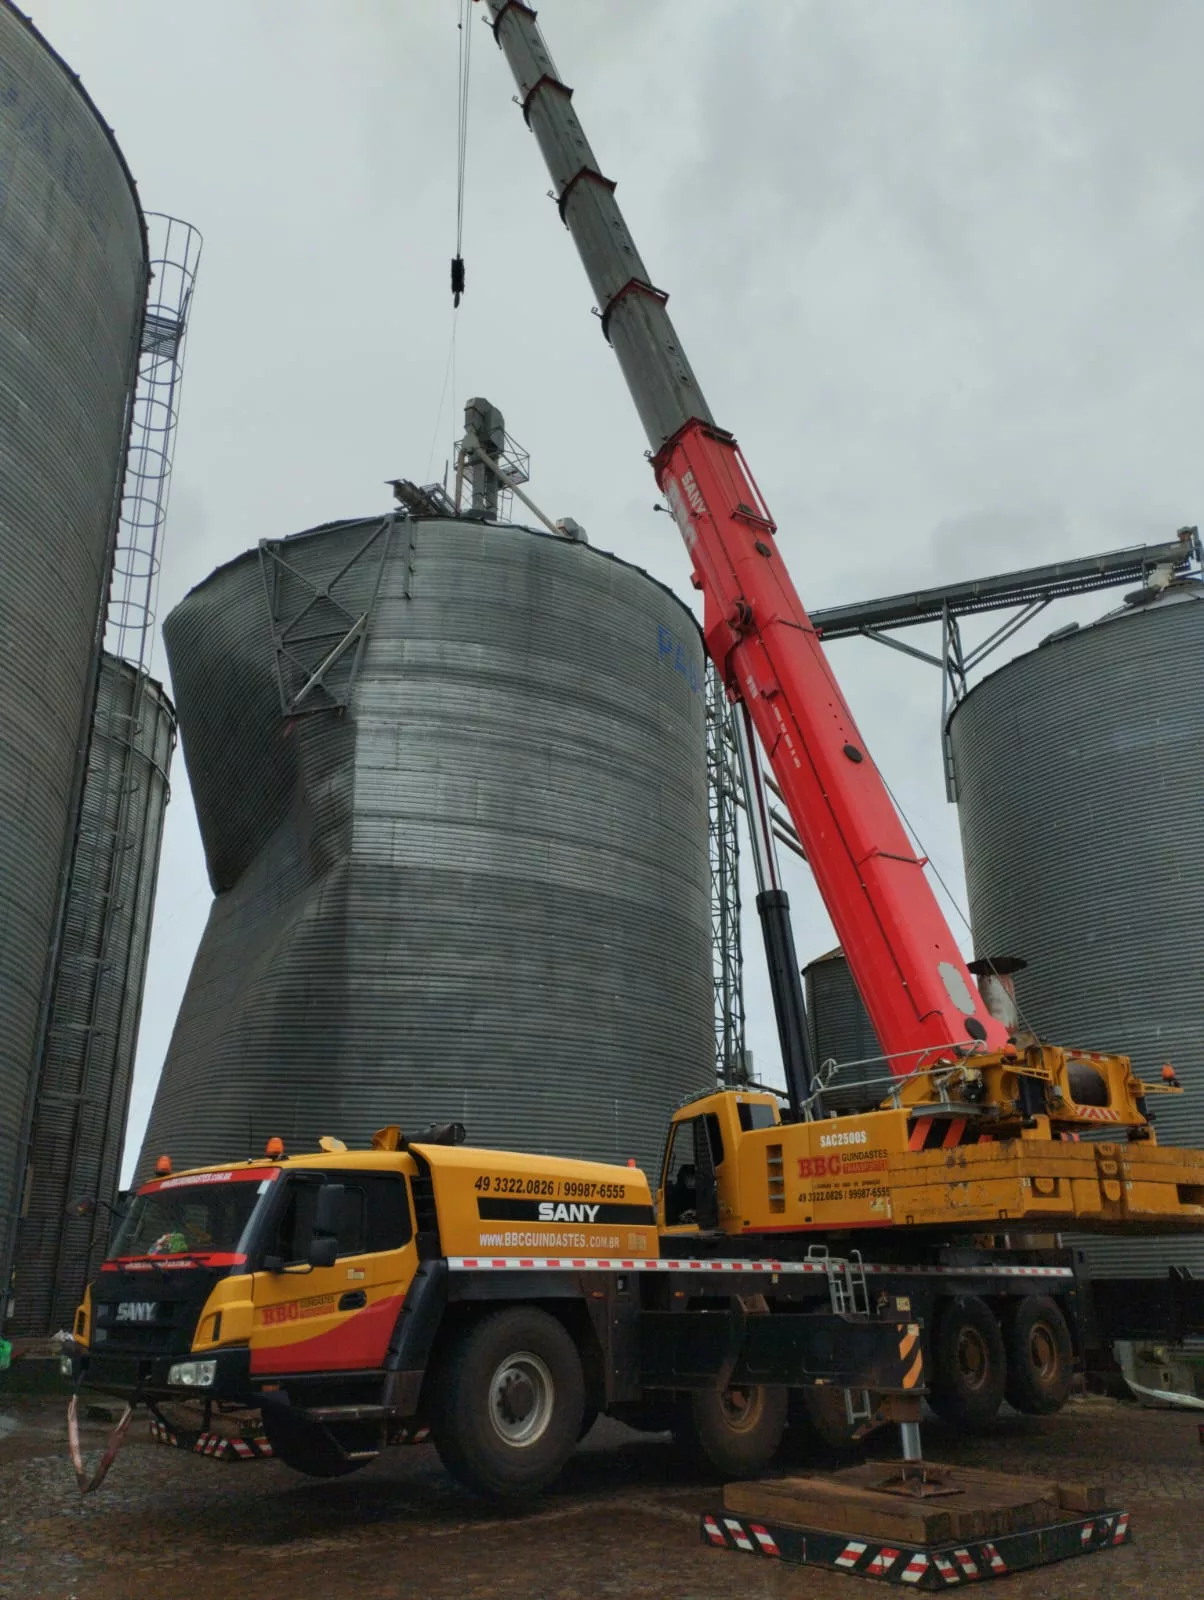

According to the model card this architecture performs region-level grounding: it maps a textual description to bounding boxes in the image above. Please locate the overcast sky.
[29,1,1203,1182]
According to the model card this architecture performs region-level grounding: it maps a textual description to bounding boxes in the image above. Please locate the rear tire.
[1003,1297,1074,1415]
[929,1296,1006,1430]
[430,1307,585,1500]
[678,1382,788,1478]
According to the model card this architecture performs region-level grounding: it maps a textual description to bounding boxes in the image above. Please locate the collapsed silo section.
[138,515,714,1180]
[7,660,174,1335]
[803,947,884,1114]
[0,3,147,1301]
[948,582,1204,1277]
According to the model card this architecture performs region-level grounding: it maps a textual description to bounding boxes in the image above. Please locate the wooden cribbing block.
[724,1460,1106,1546]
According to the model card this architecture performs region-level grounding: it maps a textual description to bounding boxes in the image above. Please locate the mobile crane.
[480,0,1204,1203]
[65,2,1204,1504]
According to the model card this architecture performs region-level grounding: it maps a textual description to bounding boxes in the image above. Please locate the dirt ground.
[1,1393,1202,1599]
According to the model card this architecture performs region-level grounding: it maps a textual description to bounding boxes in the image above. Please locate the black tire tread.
[1003,1296,1074,1416]
[430,1306,584,1500]
[929,1295,1007,1430]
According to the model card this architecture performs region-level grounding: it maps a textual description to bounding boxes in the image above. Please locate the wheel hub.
[1029,1323,1057,1380]
[718,1385,763,1433]
[957,1327,989,1389]
[488,1350,555,1447]
[497,1371,535,1424]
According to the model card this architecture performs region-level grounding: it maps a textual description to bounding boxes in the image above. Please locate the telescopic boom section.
[485,1,1007,1071]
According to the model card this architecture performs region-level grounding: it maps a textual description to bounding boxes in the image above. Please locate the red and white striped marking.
[748,1523,780,1558]
[702,1515,726,1548]
[834,1538,868,1569]
[1076,1105,1122,1121]
[864,1263,1073,1279]
[932,1551,960,1584]
[865,1546,901,1576]
[900,1551,931,1584]
[953,1547,979,1579]
[722,1518,754,1552]
[1112,1513,1130,1544]
[1081,1521,1096,1547]
[448,1256,1073,1279]
[981,1541,1007,1574]
[449,1256,828,1274]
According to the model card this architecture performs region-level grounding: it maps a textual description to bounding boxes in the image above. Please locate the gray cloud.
[29,1,1201,1176]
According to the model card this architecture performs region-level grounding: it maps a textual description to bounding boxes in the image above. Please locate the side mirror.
[313,1183,344,1237]
[308,1236,338,1269]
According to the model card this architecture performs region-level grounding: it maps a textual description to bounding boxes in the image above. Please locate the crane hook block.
[451,255,466,306]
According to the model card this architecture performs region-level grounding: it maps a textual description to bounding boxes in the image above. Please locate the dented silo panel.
[138,516,714,1180]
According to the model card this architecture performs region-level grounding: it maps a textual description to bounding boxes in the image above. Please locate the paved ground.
[1,1393,1202,1599]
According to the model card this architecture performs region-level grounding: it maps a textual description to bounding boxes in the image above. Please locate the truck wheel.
[1003,1297,1073,1415]
[682,1382,788,1478]
[430,1307,585,1500]
[260,1410,374,1478]
[929,1296,1006,1429]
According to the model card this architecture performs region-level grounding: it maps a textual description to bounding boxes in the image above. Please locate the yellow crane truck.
[66,1109,926,1498]
[66,1086,1204,1498]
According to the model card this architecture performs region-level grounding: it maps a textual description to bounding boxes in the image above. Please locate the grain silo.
[0,2,147,1298]
[138,513,714,1179]
[7,659,175,1335]
[949,580,1204,1276]
[803,947,883,1113]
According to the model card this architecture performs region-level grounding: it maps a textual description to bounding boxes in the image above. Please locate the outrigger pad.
[700,1508,1132,1587]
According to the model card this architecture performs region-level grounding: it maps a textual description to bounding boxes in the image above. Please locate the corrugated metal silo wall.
[0,6,147,1291]
[949,587,1204,1276]
[803,949,884,1113]
[138,516,714,1181]
[8,659,174,1335]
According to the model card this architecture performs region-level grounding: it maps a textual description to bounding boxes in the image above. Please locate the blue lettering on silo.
[656,623,701,696]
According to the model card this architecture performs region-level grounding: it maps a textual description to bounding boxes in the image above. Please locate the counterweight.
[484,1,1007,1070]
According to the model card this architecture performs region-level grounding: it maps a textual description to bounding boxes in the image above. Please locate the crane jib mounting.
[484,0,1007,1073]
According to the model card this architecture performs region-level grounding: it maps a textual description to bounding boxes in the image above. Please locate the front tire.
[679,1382,788,1478]
[929,1296,1007,1430]
[430,1307,585,1500]
[1003,1297,1073,1415]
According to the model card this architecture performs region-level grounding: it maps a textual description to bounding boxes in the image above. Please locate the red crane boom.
[484,2,1007,1073]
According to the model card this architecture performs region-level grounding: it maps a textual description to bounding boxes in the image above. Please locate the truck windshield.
[108,1172,275,1261]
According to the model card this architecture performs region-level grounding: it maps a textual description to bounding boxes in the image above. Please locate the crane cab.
[657,1090,781,1236]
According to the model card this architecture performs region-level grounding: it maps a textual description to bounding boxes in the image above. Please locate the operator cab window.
[737,1101,778,1132]
[662,1115,723,1226]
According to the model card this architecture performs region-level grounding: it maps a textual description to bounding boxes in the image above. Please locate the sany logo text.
[537,1201,601,1223]
[115,1301,156,1323]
